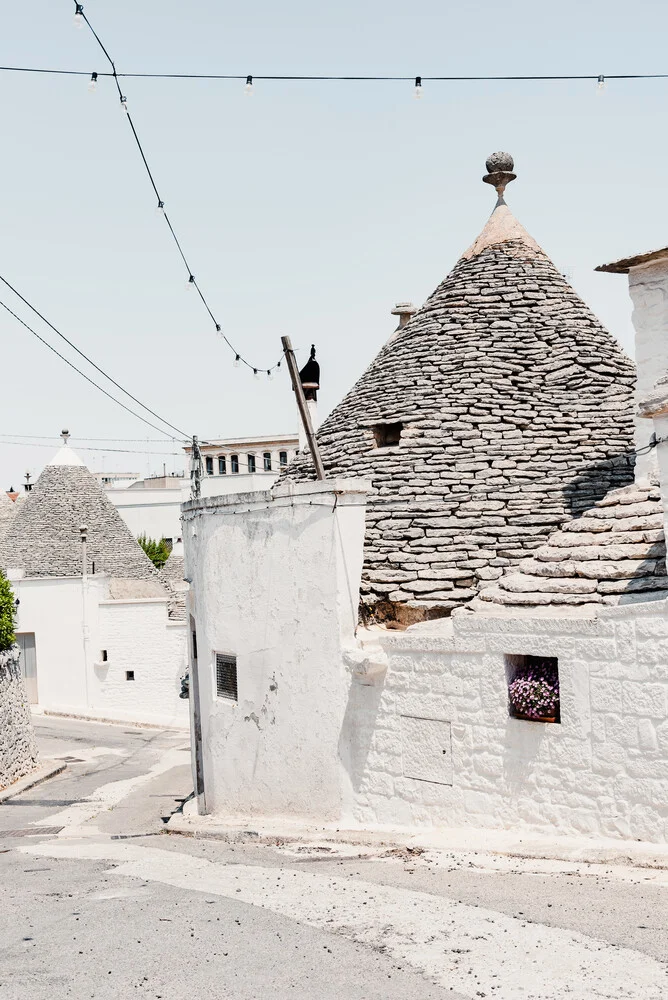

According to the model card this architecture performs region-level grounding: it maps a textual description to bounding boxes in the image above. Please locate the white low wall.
[348,605,668,843]
[9,574,187,728]
[183,479,368,819]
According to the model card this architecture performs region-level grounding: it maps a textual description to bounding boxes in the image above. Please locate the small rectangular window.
[215,653,238,701]
[101,649,108,662]
[231,454,239,474]
[505,654,560,724]
[279,451,288,467]
[247,454,256,473]
[205,456,214,475]
[125,670,135,681]
[263,452,272,472]
[191,630,197,661]
[218,456,226,475]
[373,422,403,448]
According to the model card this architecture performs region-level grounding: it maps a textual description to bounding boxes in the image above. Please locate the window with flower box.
[505,654,560,723]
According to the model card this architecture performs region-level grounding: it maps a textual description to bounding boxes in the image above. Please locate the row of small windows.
[205,451,289,476]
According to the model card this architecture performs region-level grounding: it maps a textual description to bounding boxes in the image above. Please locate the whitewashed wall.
[183,479,368,819]
[629,261,668,478]
[96,599,188,727]
[348,607,668,843]
[8,574,187,728]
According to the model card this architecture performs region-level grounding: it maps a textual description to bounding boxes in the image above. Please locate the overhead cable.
[2,64,668,83]
[0,438,184,457]
[72,2,282,377]
[0,273,189,440]
[0,297,186,441]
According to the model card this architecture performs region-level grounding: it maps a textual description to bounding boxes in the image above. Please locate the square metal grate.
[215,653,238,701]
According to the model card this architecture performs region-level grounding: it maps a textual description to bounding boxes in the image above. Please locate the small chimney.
[391,302,418,328]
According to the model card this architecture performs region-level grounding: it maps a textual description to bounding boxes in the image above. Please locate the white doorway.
[16,632,38,704]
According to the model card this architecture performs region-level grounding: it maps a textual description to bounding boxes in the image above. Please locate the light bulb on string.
[186,274,196,290]
[253,368,259,379]
[234,355,241,368]
[244,75,254,96]
[596,74,606,95]
[74,4,84,28]
[267,369,273,381]
[414,76,423,99]
[120,95,128,113]
[88,72,98,93]
[156,200,165,214]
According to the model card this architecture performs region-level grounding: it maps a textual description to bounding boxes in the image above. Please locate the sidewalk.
[0,759,66,804]
[167,799,668,869]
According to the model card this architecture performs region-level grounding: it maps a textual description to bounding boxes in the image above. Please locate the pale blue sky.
[1,0,667,486]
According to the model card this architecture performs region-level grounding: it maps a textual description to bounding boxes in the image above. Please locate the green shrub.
[138,534,171,570]
[0,571,16,651]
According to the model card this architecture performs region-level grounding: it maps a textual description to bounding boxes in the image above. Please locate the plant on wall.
[0,570,16,652]
[137,535,171,569]
[508,657,560,722]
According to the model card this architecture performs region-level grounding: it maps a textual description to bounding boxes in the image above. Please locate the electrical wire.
[0,272,189,440]
[0,439,184,456]
[73,2,283,377]
[0,433,186,443]
[0,297,186,441]
[2,64,668,82]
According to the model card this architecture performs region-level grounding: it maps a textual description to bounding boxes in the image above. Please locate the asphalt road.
[0,715,666,1000]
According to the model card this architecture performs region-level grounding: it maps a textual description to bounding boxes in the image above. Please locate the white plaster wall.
[183,479,368,820]
[348,607,668,843]
[107,490,184,542]
[95,599,188,727]
[8,575,188,728]
[629,261,668,479]
[9,575,106,715]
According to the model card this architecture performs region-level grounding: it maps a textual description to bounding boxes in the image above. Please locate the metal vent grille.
[215,653,238,701]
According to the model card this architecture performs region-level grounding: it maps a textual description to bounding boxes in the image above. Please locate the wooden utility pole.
[281,335,325,480]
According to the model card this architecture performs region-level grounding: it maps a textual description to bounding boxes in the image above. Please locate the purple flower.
[508,659,560,720]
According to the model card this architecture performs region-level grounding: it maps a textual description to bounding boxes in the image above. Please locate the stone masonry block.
[622,682,667,718]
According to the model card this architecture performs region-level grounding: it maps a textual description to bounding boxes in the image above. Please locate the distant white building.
[0,438,188,728]
[106,434,299,544]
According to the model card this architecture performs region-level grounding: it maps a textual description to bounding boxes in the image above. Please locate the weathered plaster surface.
[183,479,368,819]
[0,647,38,790]
[629,261,668,479]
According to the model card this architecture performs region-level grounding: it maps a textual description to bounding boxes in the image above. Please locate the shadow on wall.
[563,455,635,517]
[338,674,385,796]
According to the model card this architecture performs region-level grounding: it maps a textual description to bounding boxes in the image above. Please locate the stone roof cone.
[0,434,161,584]
[285,153,636,624]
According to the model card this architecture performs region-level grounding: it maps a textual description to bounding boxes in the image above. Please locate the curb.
[165,812,668,870]
[0,760,67,803]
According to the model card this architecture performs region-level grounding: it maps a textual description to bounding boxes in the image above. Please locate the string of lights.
[0,296,188,441]
[72,2,282,379]
[3,61,668,86]
[0,273,190,440]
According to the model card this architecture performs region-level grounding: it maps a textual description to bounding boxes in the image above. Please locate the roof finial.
[61,428,70,446]
[483,151,516,201]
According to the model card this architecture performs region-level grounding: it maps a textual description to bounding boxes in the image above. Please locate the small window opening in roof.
[373,422,403,448]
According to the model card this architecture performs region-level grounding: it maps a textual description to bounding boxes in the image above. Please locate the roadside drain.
[1,827,64,838]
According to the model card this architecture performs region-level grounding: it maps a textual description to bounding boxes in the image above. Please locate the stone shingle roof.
[0,449,160,582]
[474,484,668,611]
[0,493,18,544]
[284,166,635,623]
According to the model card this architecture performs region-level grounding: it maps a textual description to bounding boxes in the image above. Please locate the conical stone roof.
[0,445,160,582]
[0,492,18,544]
[285,154,636,623]
[474,483,668,612]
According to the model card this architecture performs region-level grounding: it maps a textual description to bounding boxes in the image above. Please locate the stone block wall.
[0,647,38,790]
[345,607,668,843]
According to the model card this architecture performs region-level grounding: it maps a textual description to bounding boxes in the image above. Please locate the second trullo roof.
[0,442,160,582]
[284,153,636,623]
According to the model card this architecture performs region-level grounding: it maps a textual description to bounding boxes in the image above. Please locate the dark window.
[218,456,226,475]
[101,649,108,662]
[215,653,238,701]
[231,454,239,474]
[205,456,214,475]
[279,451,288,467]
[505,655,560,724]
[191,630,198,661]
[373,422,403,448]
[263,452,272,472]
[126,670,135,681]
[247,454,256,473]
